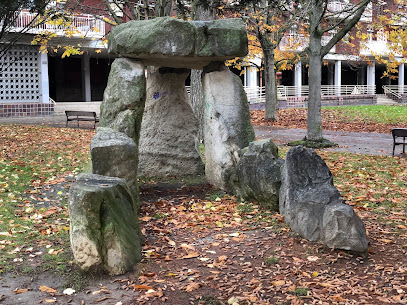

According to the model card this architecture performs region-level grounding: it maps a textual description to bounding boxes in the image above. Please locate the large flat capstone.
[108,17,248,69]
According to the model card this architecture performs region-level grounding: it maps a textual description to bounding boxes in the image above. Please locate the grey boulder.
[230,139,284,211]
[108,17,248,69]
[279,146,368,253]
[91,127,138,188]
[68,174,142,275]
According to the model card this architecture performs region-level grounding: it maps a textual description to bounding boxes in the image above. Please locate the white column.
[38,52,49,103]
[243,66,248,87]
[399,63,404,94]
[82,54,91,102]
[367,62,376,94]
[294,61,302,97]
[246,67,258,87]
[334,60,342,96]
[359,66,366,86]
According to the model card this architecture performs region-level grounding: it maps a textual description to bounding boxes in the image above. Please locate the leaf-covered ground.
[0,121,406,304]
[250,106,407,133]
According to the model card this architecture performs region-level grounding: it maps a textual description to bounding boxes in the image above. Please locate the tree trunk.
[190,70,204,142]
[263,47,278,121]
[307,33,323,142]
[155,0,172,17]
[190,0,217,143]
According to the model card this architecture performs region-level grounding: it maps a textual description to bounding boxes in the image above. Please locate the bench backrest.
[392,128,407,138]
[65,111,97,117]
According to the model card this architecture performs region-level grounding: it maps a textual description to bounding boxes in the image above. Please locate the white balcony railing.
[360,37,402,57]
[383,85,407,99]
[279,34,307,52]
[279,34,335,53]
[245,85,376,103]
[327,1,345,13]
[186,85,376,104]
[321,85,376,96]
[7,10,105,38]
[327,1,372,22]
[278,85,376,99]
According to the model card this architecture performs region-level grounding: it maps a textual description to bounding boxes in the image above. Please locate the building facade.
[243,0,407,107]
[0,0,112,117]
[1,0,406,117]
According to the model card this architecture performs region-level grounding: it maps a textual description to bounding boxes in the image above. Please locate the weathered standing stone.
[279,146,368,253]
[230,139,284,211]
[202,63,255,190]
[108,17,248,69]
[99,58,146,146]
[91,128,138,188]
[138,67,204,177]
[69,174,142,275]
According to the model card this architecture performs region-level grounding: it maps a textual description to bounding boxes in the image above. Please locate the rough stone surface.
[68,174,142,275]
[108,17,248,69]
[91,128,138,188]
[138,67,204,177]
[203,65,255,190]
[230,139,284,211]
[279,146,368,253]
[99,58,146,145]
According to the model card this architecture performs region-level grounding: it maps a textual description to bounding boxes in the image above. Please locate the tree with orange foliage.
[356,0,407,81]
[0,0,49,70]
[228,0,304,121]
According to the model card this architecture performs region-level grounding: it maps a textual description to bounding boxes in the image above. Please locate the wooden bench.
[65,111,99,129]
[392,128,407,155]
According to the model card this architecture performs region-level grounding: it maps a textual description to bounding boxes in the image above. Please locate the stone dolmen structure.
[68,17,367,275]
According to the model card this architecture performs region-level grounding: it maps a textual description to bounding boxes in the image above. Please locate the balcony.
[279,34,335,53]
[279,34,307,52]
[327,1,372,22]
[241,85,376,103]
[7,10,105,39]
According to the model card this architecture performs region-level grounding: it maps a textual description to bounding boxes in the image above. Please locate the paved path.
[0,115,67,127]
[0,115,401,156]
[255,126,395,156]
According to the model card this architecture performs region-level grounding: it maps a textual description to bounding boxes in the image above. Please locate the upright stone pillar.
[99,58,146,146]
[138,67,204,177]
[98,58,146,190]
[202,63,255,190]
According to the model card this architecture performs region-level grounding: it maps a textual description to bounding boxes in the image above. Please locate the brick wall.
[0,102,54,117]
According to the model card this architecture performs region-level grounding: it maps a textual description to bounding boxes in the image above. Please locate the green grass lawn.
[0,125,93,274]
[323,105,407,124]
